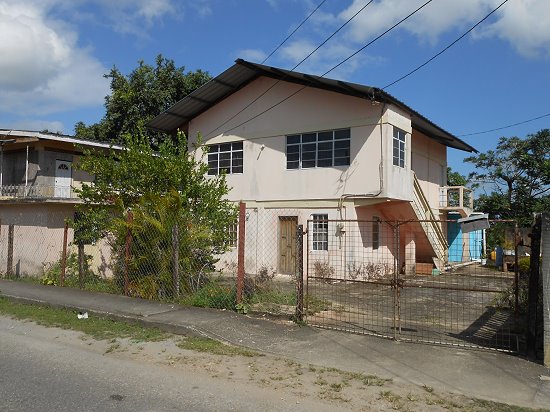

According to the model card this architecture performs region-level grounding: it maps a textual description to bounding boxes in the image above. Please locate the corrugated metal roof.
[148,59,476,153]
[0,129,124,150]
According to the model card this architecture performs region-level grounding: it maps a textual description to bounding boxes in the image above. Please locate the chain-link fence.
[0,204,544,353]
[305,218,526,352]
[0,203,303,318]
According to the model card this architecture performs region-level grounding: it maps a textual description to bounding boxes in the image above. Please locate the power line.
[383,0,510,89]
[262,0,328,64]
[223,0,434,135]
[458,112,550,137]
[325,0,433,77]
[205,0,375,138]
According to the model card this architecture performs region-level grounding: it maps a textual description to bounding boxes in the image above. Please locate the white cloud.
[0,1,109,115]
[279,38,385,80]
[93,0,178,36]
[340,0,497,45]
[479,0,550,58]
[238,49,268,63]
[338,0,550,57]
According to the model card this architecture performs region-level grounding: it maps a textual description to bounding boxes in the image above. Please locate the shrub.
[183,281,236,310]
[313,261,334,281]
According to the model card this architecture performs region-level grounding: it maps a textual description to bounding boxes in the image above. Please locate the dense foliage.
[465,129,550,224]
[74,132,237,298]
[74,55,211,146]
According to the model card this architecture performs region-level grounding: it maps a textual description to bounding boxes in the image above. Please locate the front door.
[54,160,72,198]
[279,217,298,274]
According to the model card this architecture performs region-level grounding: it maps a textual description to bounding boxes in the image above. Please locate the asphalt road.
[0,316,330,412]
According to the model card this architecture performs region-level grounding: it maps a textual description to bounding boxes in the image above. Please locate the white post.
[24,144,29,196]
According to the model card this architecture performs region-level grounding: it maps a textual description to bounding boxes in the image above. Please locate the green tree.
[75,131,237,297]
[446,167,468,187]
[75,55,211,145]
[465,129,550,222]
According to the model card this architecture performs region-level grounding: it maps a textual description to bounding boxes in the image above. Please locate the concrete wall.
[187,77,440,207]
[0,203,112,278]
[217,204,397,280]
[411,130,447,213]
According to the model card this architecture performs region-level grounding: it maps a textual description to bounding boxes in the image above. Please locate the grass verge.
[0,297,168,341]
[177,336,259,357]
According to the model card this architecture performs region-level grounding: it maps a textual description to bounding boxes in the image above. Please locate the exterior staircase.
[411,173,448,270]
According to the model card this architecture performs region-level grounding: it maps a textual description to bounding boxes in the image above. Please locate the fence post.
[60,221,69,287]
[236,202,246,305]
[124,210,133,297]
[295,224,304,322]
[6,224,14,278]
[527,214,541,357]
[540,213,550,367]
[77,243,85,289]
[514,222,520,316]
[172,222,180,299]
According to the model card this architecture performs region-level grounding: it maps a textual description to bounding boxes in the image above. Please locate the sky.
[0,0,549,178]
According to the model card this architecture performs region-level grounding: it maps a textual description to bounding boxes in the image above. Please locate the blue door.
[469,230,483,260]
[447,215,462,262]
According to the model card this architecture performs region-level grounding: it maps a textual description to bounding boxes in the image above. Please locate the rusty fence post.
[236,202,246,305]
[172,222,180,299]
[295,224,304,322]
[77,243,85,289]
[60,221,69,287]
[124,210,133,296]
[7,224,14,278]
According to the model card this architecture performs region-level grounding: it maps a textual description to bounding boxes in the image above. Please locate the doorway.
[279,216,298,274]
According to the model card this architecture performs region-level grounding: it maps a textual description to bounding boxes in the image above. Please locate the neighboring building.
[0,130,119,277]
[149,60,478,277]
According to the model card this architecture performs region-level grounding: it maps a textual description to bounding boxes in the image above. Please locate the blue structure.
[447,213,462,262]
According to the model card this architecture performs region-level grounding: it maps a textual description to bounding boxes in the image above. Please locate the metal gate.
[305,218,522,352]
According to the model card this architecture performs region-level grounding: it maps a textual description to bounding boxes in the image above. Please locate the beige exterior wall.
[411,130,447,215]
[187,77,435,207]
[0,203,112,278]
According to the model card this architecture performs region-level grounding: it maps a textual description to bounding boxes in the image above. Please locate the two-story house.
[0,130,118,277]
[149,59,475,273]
[147,60,476,277]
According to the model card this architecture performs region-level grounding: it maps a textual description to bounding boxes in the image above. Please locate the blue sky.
[0,0,549,177]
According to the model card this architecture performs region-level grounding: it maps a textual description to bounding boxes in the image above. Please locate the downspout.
[338,102,386,219]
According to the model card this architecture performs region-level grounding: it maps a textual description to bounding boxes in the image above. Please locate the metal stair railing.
[411,173,448,269]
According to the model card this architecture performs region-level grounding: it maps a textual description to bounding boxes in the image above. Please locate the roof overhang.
[0,129,124,151]
[148,59,477,153]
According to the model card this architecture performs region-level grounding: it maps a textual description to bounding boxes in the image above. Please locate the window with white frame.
[312,214,329,251]
[392,127,406,168]
[286,129,350,169]
[372,216,380,250]
[207,141,243,175]
[226,221,238,248]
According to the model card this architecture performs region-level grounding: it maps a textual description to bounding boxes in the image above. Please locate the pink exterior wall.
[411,130,447,213]
[188,77,422,205]
[0,203,113,278]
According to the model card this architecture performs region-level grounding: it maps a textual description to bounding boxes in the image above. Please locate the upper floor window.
[286,129,350,170]
[393,127,406,168]
[207,141,243,175]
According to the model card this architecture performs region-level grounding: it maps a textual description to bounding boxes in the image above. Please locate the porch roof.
[0,129,124,151]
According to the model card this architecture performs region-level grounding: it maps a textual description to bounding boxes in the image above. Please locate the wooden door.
[279,217,297,274]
